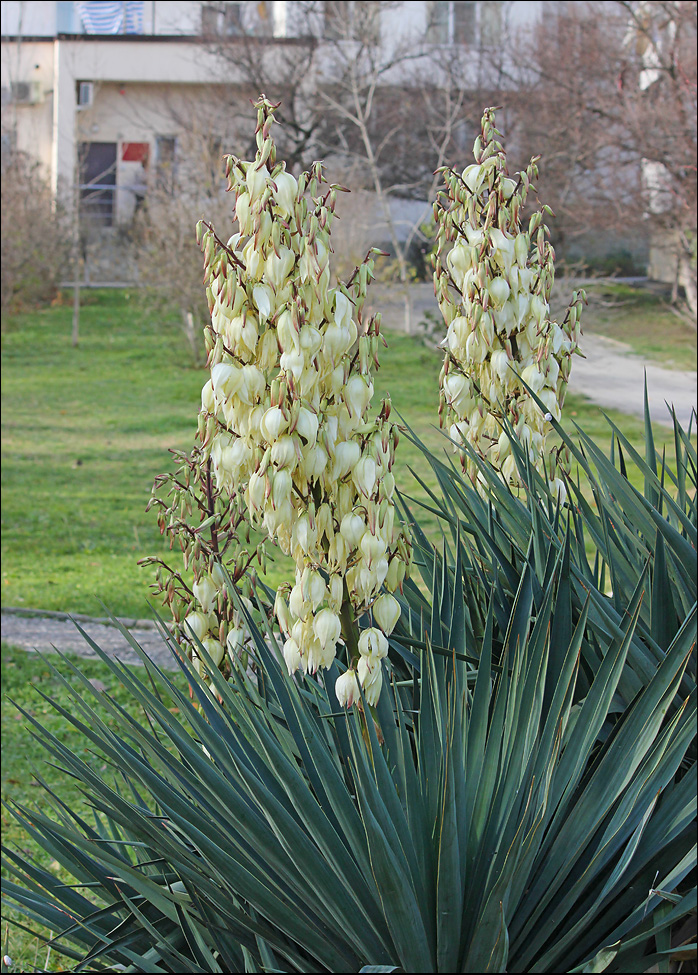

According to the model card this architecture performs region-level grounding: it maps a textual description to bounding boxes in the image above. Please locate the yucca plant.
[2,543,695,973]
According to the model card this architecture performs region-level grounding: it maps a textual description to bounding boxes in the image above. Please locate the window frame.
[425,1,501,48]
[323,0,381,44]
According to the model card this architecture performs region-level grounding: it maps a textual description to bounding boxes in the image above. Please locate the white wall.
[49,36,243,202]
[1,40,55,175]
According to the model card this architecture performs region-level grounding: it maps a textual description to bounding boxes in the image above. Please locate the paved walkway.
[2,280,695,661]
[1,609,179,670]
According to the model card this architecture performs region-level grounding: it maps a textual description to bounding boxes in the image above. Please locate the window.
[324,1,380,43]
[76,1,143,34]
[426,2,500,47]
[201,1,244,36]
[479,1,502,46]
[1,128,17,159]
[454,1,477,44]
[425,1,449,44]
[155,135,177,192]
[205,136,224,189]
[76,81,93,108]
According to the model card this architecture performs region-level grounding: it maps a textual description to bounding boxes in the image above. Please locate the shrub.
[133,184,230,366]
[394,393,697,712]
[0,152,69,314]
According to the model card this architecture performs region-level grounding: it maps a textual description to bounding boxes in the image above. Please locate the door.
[79,142,117,226]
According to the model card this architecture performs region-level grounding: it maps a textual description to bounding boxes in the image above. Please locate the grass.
[576,281,698,370]
[2,290,202,618]
[0,641,190,972]
[1,288,691,620]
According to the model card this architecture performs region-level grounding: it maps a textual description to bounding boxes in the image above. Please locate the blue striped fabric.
[76,1,144,34]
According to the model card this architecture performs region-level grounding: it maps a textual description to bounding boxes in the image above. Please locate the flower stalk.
[191,95,411,703]
[434,107,586,498]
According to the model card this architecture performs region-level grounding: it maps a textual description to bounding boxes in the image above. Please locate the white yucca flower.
[434,107,585,495]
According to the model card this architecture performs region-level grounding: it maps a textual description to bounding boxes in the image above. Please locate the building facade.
[1,1,545,227]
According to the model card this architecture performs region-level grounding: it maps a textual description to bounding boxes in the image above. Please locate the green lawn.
[2,291,203,618]
[1,288,690,620]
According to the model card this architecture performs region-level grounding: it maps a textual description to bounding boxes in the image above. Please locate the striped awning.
[76,1,144,35]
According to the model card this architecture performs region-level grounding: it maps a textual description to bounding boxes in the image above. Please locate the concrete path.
[1,609,179,670]
[567,333,696,430]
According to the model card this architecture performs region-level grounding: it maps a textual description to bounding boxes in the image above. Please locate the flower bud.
[289,581,305,619]
[488,277,510,308]
[372,593,401,635]
[329,572,344,610]
[193,576,218,613]
[265,246,294,290]
[271,435,297,470]
[271,468,292,507]
[184,611,210,642]
[202,638,225,667]
[211,362,242,401]
[333,440,361,479]
[521,363,545,393]
[235,191,251,232]
[302,568,326,610]
[344,375,372,418]
[246,162,269,203]
[248,470,266,515]
[334,290,352,329]
[360,531,386,567]
[201,379,216,414]
[335,669,360,707]
[515,232,529,267]
[353,455,377,498]
[549,477,567,504]
[385,556,406,591]
[283,637,302,675]
[272,170,297,215]
[295,407,319,446]
[253,284,273,323]
[358,626,389,659]
[260,406,289,441]
[274,590,292,634]
[357,655,383,705]
[313,608,341,652]
[462,163,483,193]
[226,626,246,658]
[292,512,317,555]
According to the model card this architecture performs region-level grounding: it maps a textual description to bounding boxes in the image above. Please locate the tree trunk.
[678,237,697,327]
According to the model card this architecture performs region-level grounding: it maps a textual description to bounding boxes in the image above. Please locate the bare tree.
[503,1,696,320]
[133,98,245,363]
